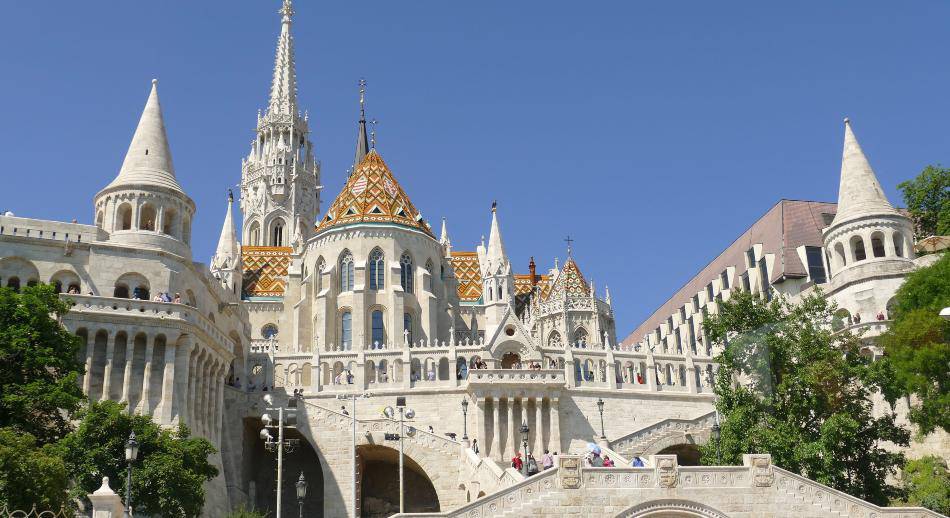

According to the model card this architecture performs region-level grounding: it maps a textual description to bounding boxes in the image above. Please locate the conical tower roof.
[545,256,590,301]
[316,151,433,236]
[105,80,184,193]
[830,118,899,226]
[266,0,298,118]
[212,191,239,269]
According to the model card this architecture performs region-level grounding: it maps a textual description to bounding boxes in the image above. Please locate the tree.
[226,503,270,518]
[897,165,950,238]
[0,427,69,510]
[700,290,909,506]
[880,252,950,435]
[56,401,218,517]
[896,455,950,515]
[0,284,85,445]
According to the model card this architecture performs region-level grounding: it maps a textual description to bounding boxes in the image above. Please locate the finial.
[228,189,234,203]
[843,117,850,125]
[491,200,497,213]
[370,119,377,149]
[359,78,367,119]
[564,235,574,257]
[151,78,158,86]
[279,0,294,21]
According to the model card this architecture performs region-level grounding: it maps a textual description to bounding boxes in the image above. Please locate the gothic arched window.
[424,259,433,291]
[340,251,354,292]
[400,252,414,294]
[573,328,588,348]
[371,310,385,347]
[403,313,413,345]
[369,248,385,291]
[341,311,352,350]
[249,221,261,246]
[315,258,325,295]
[272,218,285,247]
[548,331,562,348]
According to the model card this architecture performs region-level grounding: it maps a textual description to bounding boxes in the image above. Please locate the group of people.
[333,370,354,385]
[147,291,181,304]
[585,450,615,467]
[511,449,557,476]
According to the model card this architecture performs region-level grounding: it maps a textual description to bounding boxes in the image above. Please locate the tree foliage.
[0,427,69,510]
[56,401,219,517]
[699,290,909,505]
[226,503,270,518]
[880,252,950,435]
[0,285,85,444]
[897,165,950,238]
[896,455,950,515]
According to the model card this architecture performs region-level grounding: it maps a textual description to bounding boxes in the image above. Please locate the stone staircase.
[609,410,717,458]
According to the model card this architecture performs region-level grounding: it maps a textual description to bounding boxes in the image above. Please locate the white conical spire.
[106,80,183,193]
[267,0,298,118]
[831,118,899,226]
[212,190,239,269]
[440,217,451,247]
[485,201,509,273]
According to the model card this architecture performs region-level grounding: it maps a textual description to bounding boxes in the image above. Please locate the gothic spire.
[354,79,369,167]
[105,79,184,193]
[213,190,240,268]
[266,0,298,118]
[485,202,509,274]
[831,118,899,226]
[440,217,452,253]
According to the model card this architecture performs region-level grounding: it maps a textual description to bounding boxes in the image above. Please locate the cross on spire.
[358,78,366,119]
[564,235,574,257]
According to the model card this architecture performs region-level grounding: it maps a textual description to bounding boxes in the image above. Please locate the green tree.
[700,290,909,505]
[56,401,218,517]
[0,284,85,445]
[226,503,270,518]
[0,427,69,510]
[897,165,950,238]
[896,455,950,515]
[880,252,950,435]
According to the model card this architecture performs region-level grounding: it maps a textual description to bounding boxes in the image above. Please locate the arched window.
[162,208,177,236]
[341,312,352,350]
[315,258,325,294]
[340,251,354,292]
[403,313,413,345]
[871,232,886,258]
[893,232,905,257]
[369,248,385,290]
[7,277,20,292]
[424,259,434,291]
[96,211,104,228]
[834,242,847,267]
[400,253,414,293]
[249,221,261,246]
[548,331,562,348]
[113,284,129,298]
[851,236,866,262]
[262,324,278,339]
[181,217,191,244]
[115,203,132,231]
[371,310,385,347]
[139,204,156,231]
[573,328,588,348]
[272,218,285,247]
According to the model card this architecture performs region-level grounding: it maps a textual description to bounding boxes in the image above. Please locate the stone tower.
[211,190,242,295]
[477,203,514,333]
[240,0,320,249]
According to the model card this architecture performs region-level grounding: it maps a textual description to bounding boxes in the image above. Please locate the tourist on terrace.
[603,456,614,467]
[472,439,479,454]
[588,451,604,467]
[173,293,181,303]
[427,369,436,381]
[631,456,645,467]
[341,405,349,416]
[511,453,523,471]
[526,454,539,475]
[541,450,553,470]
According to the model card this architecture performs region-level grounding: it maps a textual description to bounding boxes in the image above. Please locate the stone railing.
[466,369,565,386]
[63,294,233,355]
[609,410,717,457]
[0,214,99,244]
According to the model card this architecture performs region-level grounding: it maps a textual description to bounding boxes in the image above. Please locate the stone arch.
[870,231,886,258]
[833,241,847,268]
[50,269,81,294]
[114,272,150,300]
[270,217,286,247]
[615,499,729,518]
[437,357,450,380]
[162,206,178,237]
[573,327,589,348]
[116,202,133,230]
[245,418,325,517]
[850,235,866,262]
[548,330,563,348]
[641,431,710,462]
[247,220,261,246]
[0,257,39,289]
[892,230,906,258]
[356,444,441,514]
[139,203,157,231]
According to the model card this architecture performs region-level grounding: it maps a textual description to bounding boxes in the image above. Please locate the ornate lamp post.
[295,472,307,518]
[123,431,139,518]
[260,392,302,518]
[461,398,469,440]
[596,398,606,439]
[520,421,530,476]
[711,421,722,464]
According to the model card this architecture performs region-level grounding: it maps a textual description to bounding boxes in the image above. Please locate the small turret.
[210,190,242,294]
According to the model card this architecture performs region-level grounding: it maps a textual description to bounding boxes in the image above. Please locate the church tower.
[240,0,320,249]
[210,190,242,295]
[477,203,514,332]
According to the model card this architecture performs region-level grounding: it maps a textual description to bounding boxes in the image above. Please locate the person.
[173,293,181,304]
[340,405,349,416]
[603,455,614,467]
[877,311,885,321]
[428,425,434,434]
[589,452,604,467]
[526,454,539,475]
[541,449,554,470]
[152,293,163,302]
[511,453,523,471]
[67,286,79,294]
[472,438,479,454]
[631,456,645,467]
[427,369,436,381]
[854,313,861,323]
[637,373,643,384]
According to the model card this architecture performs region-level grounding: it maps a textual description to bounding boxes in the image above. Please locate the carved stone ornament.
[656,455,679,488]
[750,454,774,487]
[558,456,582,489]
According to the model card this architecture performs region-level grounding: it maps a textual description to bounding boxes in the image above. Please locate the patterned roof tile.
[242,246,292,297]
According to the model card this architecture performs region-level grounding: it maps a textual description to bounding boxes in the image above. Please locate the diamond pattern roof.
[242,246,292,297]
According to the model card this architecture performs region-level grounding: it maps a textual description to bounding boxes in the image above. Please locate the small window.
[893,233,904,258]
[371,310,385,347]
[805,246,827,284]
[340,251,355,291]
[262,324,278,339]
[851,236,866,262]
[745,248,756,268]
[871,233,886,258]
[720,270,730,290]
[400,253,413,293]
[757,258,771,301]
[369,248,385,291]
[341,312,352,350]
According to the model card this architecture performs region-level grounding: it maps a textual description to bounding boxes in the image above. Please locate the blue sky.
[2,1,948,339]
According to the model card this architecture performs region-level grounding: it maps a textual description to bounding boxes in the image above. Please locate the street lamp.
[384,400,415,514]
[260,392,302,518]
[123,431,139,518]
[338,392,371,518]
[461,398,469,440]
[596,398,606,439]
[711,422,722,465]
[520,421,530,476]
[295,472,307,518]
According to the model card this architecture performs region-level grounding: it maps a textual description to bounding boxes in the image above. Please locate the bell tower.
[240,0,320,249]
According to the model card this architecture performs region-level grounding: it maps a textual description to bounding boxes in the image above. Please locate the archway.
[357,444,439,517]
[656,443,702,466]
[244,418,325,517]
[500,352,521,369]
[615,499,729,518]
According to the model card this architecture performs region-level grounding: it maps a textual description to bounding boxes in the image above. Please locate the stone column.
[173,337,194,425]
[534,397,544,455]
[186,349,199,427]
[138,335,155,415]
[507,397,518,461]
[491,396,501,460]
[474,396,486,452]
[550,397,561,453]
[102,333,116,400]
[686,359,698,394]
[120,335,135,404]
[216,367,225,445]
[155,341,177,424]
[82,332,94,396]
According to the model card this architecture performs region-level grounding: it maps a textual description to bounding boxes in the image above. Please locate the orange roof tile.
[316,151,433,237]
[242,246,292,297]
[545,258,589,300]
[449,251,482,302]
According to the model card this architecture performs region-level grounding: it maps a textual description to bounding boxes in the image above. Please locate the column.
[475,396,486,452]
[491,396,501,460]
[208,362,219,442]
[138,335,155,414]
[507,397,517,461]
[102,333,116,400]
[120,336,135,403]
[534,397,544,455]
[215,367,225,445]
[155,341,177,423]
[550,397,561,453]
[686,359,698,394]
[82,332,94,396]
[186,350,198,427]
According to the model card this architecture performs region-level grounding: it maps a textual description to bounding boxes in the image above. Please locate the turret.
[93,79,195,258]
[210,190,242,294]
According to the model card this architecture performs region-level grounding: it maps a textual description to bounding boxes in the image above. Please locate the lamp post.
[712,412,722,465]
[295,472,307,518]
[520,421,530,476]
[596,398,606,439]
[461,398,469,440]
[384,400,415,514]
[337,392,371,518]
[260,392,302,518]
[123,431,139,518]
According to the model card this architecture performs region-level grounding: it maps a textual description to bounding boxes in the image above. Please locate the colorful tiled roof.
[545,258,589,300]
[514,274,551,297]
[316,151,433,237]
[242,246,292,297]
[449,251,482,302]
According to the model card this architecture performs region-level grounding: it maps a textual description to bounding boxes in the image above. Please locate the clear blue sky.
[2,1,948,339]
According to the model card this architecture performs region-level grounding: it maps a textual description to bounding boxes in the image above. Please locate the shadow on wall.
[358,444,440,517]
[243,418,325,517]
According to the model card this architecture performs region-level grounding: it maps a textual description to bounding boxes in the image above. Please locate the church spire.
[440,216,452,255]
[266,0,298,118]
[354,78,369,167]
[105,79,184,193]
[211,190,242,293]
[831,118,899,226]
[485,201,510,274]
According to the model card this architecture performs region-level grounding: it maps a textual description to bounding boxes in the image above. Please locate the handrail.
[609,410,717,452]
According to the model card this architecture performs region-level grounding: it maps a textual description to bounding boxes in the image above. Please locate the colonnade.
[474,394,560,462]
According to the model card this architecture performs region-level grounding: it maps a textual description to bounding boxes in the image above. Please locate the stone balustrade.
[466,369,565,386]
